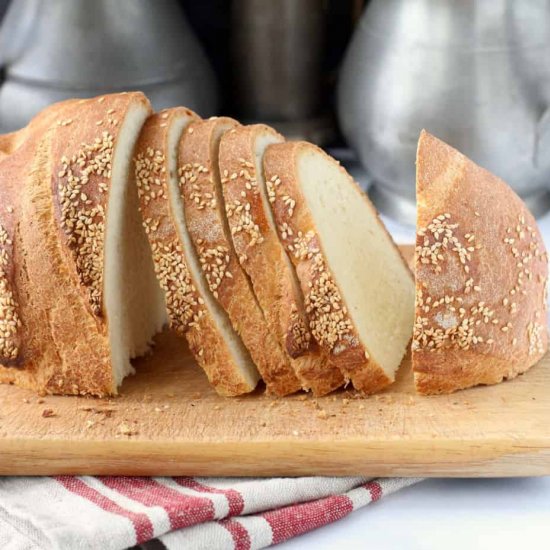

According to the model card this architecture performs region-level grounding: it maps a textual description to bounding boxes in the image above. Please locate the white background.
[279,478,550,549]
[280,210,550,549]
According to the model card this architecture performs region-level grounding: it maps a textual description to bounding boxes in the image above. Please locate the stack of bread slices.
[0,93,546,398]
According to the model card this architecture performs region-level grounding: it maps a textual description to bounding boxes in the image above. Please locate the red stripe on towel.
[262,494,354,545]
[219,518,251,550]
[98,476,215,530]
[365,480,383,502]
[54,476,154,543]
[174,477,245,516]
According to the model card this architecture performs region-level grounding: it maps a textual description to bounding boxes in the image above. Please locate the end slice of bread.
[413,130,548,394]
[134,109,260,396]
[263,141,415,394]
[219,124,344,395]
[178,118,301,396]
[0,92,164,396]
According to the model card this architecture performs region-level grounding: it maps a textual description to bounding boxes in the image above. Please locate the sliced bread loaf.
[133,109,260,396]
[178,118,301,396]
[0,92,165,396]
[413,130,548,394]
[263,141,415,393]
[219,124,344,395]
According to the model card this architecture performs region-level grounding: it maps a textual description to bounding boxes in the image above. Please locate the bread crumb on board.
[117,422,138,436]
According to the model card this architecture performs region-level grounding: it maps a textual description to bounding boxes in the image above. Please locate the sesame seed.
[528,321,545,355]
[0,222,21,360]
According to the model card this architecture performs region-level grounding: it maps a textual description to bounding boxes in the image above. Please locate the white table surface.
[280,209,550,550]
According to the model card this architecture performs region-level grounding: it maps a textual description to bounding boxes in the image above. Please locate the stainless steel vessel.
[231,0,325,121]
[231,0,333,144]
[338,0,550,223]
[0,0,219,132]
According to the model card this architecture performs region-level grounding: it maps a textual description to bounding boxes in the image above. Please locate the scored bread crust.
[0,92,150,396]
[263,141,398,394]
[413,130,548,394]
[219,124,344,395]
[178,118,301,396]
[134,108,258,396]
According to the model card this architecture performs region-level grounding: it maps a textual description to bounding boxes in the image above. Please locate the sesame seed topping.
[288,233,354,352]
[135,148,167,205]
[528,321,544,355]
[415,206,548,358]
[197,243,231,294]
[178,163,216,210]
[416,214,474,276]
[134,143,205,333]
[57,131,114,314]
[225,197,263,249]
[150,241,204,333]
[0,222,21,361]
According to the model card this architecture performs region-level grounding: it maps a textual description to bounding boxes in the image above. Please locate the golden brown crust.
[0,92,150,396]
[134,109,258,397]
[178,118,301,396]
[263,141,393,394]
[219,124,343,395]
[413,130,548,394]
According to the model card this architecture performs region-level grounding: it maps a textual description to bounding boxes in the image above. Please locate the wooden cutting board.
[0,246,549,477]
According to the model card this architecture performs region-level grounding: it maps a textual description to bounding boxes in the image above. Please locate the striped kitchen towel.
[0,476,421,549]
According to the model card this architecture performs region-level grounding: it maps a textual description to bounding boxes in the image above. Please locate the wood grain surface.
[0,246,548,477]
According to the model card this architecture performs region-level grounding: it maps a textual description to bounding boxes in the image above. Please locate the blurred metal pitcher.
[338,0,550,223]
[0,0,219,132]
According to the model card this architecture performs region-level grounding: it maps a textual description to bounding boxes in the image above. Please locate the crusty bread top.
[48,92,152,317]
[133,107,204,334]
[0,92,150,396]
[0,92,150,371]
[413,130,548,388]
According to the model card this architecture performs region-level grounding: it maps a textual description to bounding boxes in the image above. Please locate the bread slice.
[219,124,344,395]
[0,92,166,396]
[263,141,415,393]
[178,118,301,396]
[133,108,260,396]
[413,130,548,394]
